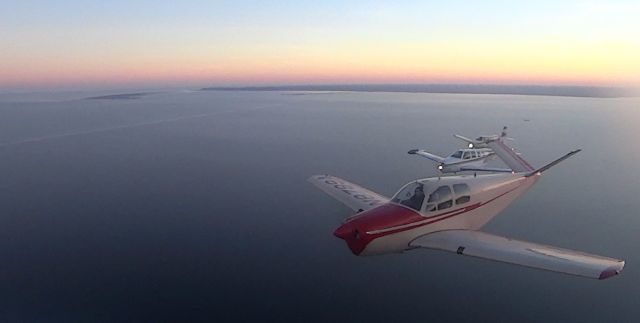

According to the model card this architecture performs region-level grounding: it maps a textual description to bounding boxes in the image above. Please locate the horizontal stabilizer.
[411,230,624,280]
[525,149,581,177]
[453,134,476,144]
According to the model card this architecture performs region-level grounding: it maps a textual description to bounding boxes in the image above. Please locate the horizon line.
[201,83,639,98]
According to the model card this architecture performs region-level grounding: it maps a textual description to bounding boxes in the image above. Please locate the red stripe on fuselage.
[335,184,522,255]
[335,204,420,255]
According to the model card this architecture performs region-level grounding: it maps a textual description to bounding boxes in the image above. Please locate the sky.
[1,1,639,90]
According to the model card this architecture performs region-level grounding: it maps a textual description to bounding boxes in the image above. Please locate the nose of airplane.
[333,223,367,255]
[333,223,355,240]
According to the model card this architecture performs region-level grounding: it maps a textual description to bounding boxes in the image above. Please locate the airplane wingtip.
[308,174,329,182]
[598,260,625,280]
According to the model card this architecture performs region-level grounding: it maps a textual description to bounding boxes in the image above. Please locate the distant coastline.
[85,92,156,100]
[201,84,637,98]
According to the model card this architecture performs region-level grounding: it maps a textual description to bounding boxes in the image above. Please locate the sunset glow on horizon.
[2,1,639,90]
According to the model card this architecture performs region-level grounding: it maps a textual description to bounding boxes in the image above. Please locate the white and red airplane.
[408,147,504,173]
[408,127,513,173]
[309,136,625,280]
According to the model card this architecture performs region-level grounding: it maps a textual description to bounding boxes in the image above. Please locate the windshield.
[391,182,425,211]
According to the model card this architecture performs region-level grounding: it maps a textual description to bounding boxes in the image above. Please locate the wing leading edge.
[308,175,389,212]
[411,230,624,280]
[407,149,445,163]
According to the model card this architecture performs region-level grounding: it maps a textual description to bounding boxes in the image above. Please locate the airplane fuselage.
[334,173,539,256]
[440,148,493,173]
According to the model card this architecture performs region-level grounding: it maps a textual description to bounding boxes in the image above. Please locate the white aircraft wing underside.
[308,175,389,212]
[411,230,625,279]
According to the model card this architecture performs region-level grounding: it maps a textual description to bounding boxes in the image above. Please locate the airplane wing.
[453,134,476,144]
[411,230,625,280]
[308,175,389,212]
[486,140,535,173]
[442,151,495,167]
[407,149,445,163]
[458,166,513,173]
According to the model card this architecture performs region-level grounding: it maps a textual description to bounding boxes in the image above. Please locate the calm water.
[0,90,638,322]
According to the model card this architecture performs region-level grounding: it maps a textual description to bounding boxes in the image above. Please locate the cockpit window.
[456,196,470,204]
[453,183,471,205]
[391,183,425,211]
[425,185,453,211]
[451,151,463,159]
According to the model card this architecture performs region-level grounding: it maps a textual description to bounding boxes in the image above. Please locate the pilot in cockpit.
[401,184,425,211]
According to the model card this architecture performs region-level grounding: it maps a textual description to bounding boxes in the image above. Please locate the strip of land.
[201,84,637,98]
[85,92,156,100]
